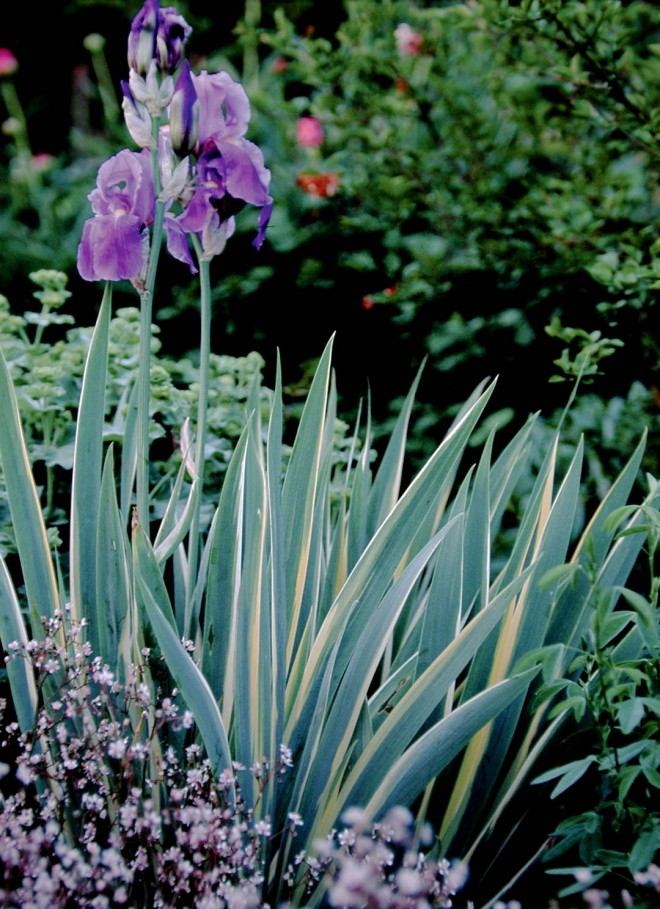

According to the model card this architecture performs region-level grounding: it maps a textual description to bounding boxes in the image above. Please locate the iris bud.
[155,7,192,74]
[169,60,198,157]
[128,0,159,76]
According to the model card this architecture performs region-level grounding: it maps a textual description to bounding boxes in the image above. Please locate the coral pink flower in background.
[0,49,18,76]
[30,153,55,173]
[296,116,324,148]
[296,172,339,199]
[394,23,423,56]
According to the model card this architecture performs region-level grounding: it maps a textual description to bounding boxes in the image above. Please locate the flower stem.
[136,193,166,532]
[184,240,211,636]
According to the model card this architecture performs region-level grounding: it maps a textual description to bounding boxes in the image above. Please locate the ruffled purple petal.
[217,138,271,207]
[164,216,198,274]
[252,198,273,250]
[176,187,216,234]
[89,149,154,224]
[77,214,148,282]
[192,70,251,145]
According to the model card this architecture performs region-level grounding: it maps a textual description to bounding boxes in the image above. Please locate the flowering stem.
[136,194,166,532]
[184,239,211,634]
[242,0,262,92]
[1,80,47,225]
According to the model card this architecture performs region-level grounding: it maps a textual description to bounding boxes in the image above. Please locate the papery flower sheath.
[77,149,155,282]
[121,80,155,148]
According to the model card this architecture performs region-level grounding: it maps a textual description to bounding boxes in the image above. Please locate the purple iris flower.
[165,135,272,265]
[164,69,272,264]
[128,0,191,76]
[77,149,155,283]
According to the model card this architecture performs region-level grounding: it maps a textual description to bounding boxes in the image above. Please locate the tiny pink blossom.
[296,116,324,148]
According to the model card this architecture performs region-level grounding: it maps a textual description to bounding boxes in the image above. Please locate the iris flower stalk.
[184,237,211,634]
[161,66,273,631]
[77,0,272,584]
[136,139,166,532]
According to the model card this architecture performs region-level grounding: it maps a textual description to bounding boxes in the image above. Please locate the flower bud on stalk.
[296,116,324,149]
[155,6,192,74]
[128,0,192,76]
[0,48,18,77]
[169,60,198,157]
[128,0,159,76]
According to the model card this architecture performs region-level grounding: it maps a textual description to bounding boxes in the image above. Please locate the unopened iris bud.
[128,0,159,76]
[169,60,198,156]
[155,6,192,74]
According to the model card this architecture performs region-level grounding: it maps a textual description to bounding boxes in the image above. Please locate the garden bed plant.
[0,2,658,908]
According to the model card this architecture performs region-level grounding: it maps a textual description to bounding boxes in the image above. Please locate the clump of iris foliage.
[0,2,659,908]
[0,610,469,908]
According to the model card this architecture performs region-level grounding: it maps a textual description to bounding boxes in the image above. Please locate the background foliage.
[2,1,658,465]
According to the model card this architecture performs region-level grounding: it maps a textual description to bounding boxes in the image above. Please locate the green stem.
[137,280,153,531]
[1,79,43,218]
[184,242,212,636]
[32,305,50,350]
[242,0,262,92]
[42,411,54,519]
[1,80,32,158]
[89,44,120,127]
[136,145,166,531]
